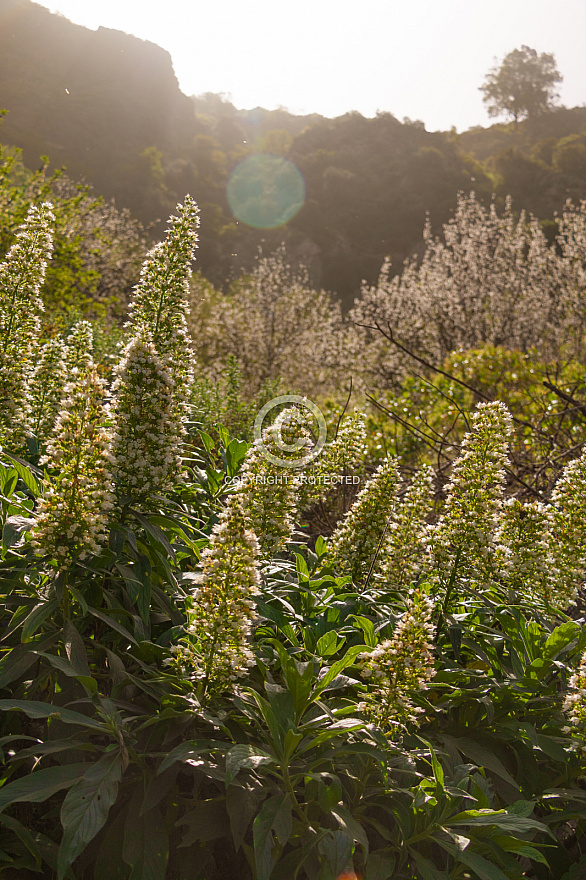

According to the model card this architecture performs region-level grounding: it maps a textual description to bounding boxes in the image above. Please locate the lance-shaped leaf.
[57,750,123,879]
[0,700,109,732]
[0,764,89,810]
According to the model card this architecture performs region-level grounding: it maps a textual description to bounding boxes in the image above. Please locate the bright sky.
[38,0,586,132]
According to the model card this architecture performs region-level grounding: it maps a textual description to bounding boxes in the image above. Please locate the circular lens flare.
[227,154,305,229]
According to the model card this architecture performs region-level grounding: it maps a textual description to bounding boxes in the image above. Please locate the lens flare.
[227,154,305,229]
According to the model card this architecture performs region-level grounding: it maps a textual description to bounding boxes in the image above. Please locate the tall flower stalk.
[239,406,311,558]
[327,455,399,585]
[428,401,512,600]
[545,449,586,611]
[300,413,367,508]
[127,196,199,420]
[358,588,436,732]
[109,335,182,507]
[32,369,114,569]
[0,202,54,446]
[26,338,67,451]
[178,492,261,698]
[495,498,551,605]
[65,320,94,375]
[563,649,586,749]
[378,464,435,592]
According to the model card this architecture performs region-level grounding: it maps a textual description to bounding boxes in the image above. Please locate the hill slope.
[2,0,586,305]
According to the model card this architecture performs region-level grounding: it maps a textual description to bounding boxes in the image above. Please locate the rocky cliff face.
[0,0,202,211]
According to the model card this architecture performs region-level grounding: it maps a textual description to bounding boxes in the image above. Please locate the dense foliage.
[1,182,586,880]
[0,137,146,322]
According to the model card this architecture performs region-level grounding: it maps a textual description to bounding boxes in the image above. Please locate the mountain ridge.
[2,0,586,304]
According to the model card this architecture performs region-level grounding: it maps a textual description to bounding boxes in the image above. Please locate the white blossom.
[545,448,586,610]
[358,588,436,732]
[65,320,94,374]
[32,369,114,566]
[26,337,67,449]
[128,196,199,422]
[238,406,312,557]
[189,248,346,398]
[427,401,512,597]
[177,493,261,697]
[109,334,182,506]
[328,455,399,585]
[378,464,435,591]
[0,202,54,446]
[300,412,367,508]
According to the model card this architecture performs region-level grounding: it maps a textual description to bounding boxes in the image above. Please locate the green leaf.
[330,804,369,853]
[253,794,292,880]
[428,742,445,790]
[21,599,59,642]
[0,633,59,688]
[350,615,377,648]
[63,620,90,676]
[445,737,520,792]
[67,584,89,615]
[2,515,34,550]
[13,739,98,760]
[314,645,365,696]
[271,642,314,717]
[130,511,175,560]
[495,839,548,866]
[33,652,97,695]
[0,812,43,867]
[410,850,450,880]
[318,830,353,877]
[543,621,581,659]
[87,606,138,645]
[535,734,568,763]
[199,431,215,455]
[116,561,151,624]
[2,453,42,496]
[224,438,249,476]
[226,783,263,851]
[225,744,276,786]
[265,681,296,733]
[0,467,18,497]
[139,768,178,817]
[93,804,127,880]
[176,799,230,844]
[58,750,123,879]
[449,625,462,661]
[316,630,345,657]
[123,801,169,880]
[446,808,550,836]
[217,425,229,448]
[364,851,396,880]
[298,718,365,753]
[0,764,89,810]
[295,553,309,580]
[0,699,109,732]
[315,535,327,558]
[450,848,510,880]
[270,830,327,880]
[157,740,224,774]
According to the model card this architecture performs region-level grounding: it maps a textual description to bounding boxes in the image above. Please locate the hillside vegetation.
[0,116,585,875]
[3,0,586,304]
